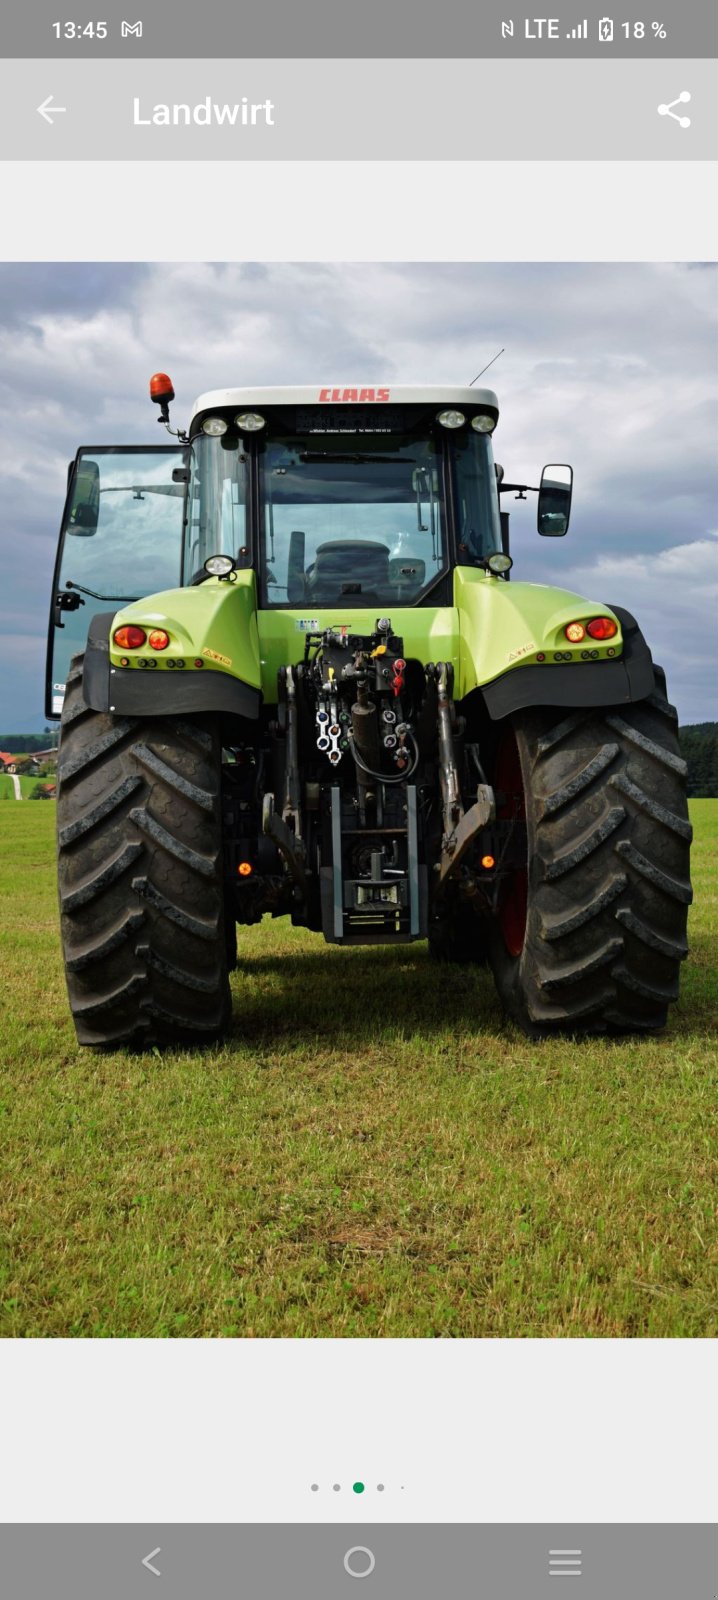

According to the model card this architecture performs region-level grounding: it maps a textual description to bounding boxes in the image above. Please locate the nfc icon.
[501,20,514,38]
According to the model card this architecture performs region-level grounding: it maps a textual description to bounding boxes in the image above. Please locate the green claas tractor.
[47,378,692,1047]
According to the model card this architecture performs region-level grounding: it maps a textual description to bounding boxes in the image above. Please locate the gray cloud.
[0,262,715,729]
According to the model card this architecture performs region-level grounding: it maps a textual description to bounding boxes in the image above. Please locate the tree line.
[680,723,718,798]
[0,733,58,754]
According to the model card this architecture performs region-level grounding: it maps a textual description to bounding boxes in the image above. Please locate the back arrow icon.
[37,95,67,124]
[142,1547,162,1577]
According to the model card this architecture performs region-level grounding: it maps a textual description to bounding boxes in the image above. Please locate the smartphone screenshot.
[0,1,716,1594]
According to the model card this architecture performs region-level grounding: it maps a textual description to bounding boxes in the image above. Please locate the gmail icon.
[121,19,143,37]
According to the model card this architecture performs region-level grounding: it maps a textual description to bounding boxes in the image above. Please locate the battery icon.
[598,16,614,40]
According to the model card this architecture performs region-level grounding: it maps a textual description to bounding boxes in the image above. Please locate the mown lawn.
[1,801,716,1338]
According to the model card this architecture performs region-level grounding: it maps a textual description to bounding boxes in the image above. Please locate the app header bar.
[2,59,714,160]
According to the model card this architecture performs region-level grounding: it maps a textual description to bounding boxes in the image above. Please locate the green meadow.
[1,801,716,1337]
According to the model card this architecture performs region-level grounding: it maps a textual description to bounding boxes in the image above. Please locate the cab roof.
[190,384,499,429]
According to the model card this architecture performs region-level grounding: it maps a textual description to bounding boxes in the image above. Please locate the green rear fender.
[454,567,623,696]
[107,567,623,704]
[110,571,262,690]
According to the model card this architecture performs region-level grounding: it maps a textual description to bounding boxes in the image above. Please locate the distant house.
[0,746,58,771]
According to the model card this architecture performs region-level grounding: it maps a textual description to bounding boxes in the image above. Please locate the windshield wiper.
[64,580,140,602]
[99,484,185,498]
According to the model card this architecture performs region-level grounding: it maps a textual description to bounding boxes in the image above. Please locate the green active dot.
[353,1481,365,1494]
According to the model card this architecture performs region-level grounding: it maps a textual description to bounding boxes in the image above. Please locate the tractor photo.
[47,380,692,1047]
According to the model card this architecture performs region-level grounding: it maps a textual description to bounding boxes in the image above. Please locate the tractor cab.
[182,385,505,609]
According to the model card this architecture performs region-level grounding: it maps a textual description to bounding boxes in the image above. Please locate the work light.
[471,413,496,433]
[202,416,228,436]
[436,409,465,429]
[487,553,513,574]
[204,555,235,577]
[235,412,266,432]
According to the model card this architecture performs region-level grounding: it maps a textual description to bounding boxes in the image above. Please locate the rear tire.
[488,673,692,1034]
[57,653,232,1048]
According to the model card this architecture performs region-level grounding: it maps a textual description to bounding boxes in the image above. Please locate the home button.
[344,1546,376,1579]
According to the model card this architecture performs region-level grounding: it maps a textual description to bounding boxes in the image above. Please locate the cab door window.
[49,446,186,714]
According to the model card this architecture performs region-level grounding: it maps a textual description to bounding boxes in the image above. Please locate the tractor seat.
[305,540,390,602]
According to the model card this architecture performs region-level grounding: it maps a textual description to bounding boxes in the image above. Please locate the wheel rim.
[495,727,528,958]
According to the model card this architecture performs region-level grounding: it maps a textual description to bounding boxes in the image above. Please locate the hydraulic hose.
[348,729,420,785]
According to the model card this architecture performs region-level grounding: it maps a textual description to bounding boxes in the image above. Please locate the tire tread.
[57,652,231,1047]
[489,678,692,1034]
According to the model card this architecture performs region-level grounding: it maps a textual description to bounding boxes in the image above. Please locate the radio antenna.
[469,348,505,385]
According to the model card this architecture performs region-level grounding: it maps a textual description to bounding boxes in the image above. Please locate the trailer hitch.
[262,794,307,892]
[437,785,496,888]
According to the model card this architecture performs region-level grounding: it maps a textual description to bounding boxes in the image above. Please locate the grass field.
[0,775,43,800]
[1,800,716,1338]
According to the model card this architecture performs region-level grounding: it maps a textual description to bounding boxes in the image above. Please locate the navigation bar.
[1,1524,716,1599]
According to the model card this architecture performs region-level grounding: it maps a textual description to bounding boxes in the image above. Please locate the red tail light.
[114,625,146,649]
[148,629,170,651]
[586,616,618,641]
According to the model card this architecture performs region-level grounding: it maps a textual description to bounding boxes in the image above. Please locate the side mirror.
[67,458,100,537]
[537,463,573,537]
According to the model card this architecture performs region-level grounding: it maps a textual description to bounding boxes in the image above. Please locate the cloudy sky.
[0,261,715,731]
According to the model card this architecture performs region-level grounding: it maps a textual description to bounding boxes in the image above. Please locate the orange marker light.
[587,616,618,641]
[481,854,496,870]
[564,621,585,643]
[148,629,170,651]
[114,625,146,650]
[238,861,253,877]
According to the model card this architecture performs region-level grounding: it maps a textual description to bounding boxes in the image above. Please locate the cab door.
[46,444,187,718]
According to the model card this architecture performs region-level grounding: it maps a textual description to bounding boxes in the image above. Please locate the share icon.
[657,90,691,128]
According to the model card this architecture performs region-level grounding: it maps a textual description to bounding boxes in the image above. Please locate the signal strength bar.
[566,20,588,37]
[549,1548,583,1577]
